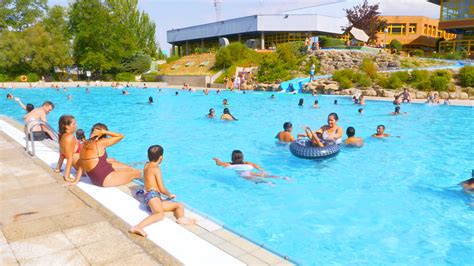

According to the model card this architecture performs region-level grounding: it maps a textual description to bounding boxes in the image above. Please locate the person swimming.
[213,150,287,185]
[148,96,154,104]
[344,126,363,147]
[207,108,216,118]
[460,177,474,192]
[334,100,338,105]
[372,125,390,138]
[358,108,364,115]
[223,99,229,106]
[312,100,319,108]
[275,122,295,143]
[298,98,304,107]
[221,108,237,121]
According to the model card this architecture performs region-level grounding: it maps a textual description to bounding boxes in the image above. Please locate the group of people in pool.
[206,99,238,120]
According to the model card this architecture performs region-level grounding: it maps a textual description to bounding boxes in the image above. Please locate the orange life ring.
[20,75,27,82]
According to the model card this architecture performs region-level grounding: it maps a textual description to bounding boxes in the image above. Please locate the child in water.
[213,150,289,185]
[129,145,196,237]
[275,122,295,143]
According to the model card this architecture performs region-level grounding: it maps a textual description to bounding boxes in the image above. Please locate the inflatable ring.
[289,139,340,159]
[20,75,27,82]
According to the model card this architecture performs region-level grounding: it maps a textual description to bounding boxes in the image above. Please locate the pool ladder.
[25,119,59,156]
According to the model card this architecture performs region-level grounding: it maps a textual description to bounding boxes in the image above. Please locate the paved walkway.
[0,131,164,265]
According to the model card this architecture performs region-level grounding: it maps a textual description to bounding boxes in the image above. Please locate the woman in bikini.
[299,113,343,147]
[55,115,81,181]
[67,123,140,187]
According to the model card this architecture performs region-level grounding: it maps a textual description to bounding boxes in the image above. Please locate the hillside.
[157,53,217,75]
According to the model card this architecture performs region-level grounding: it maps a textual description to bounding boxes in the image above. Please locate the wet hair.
[89,123,108,140]
[148,145,164,162]
[58,114,75,140]
[283,122,292,131]
[334,100,338,104]
[223,108,238,120]
[346,126,355,137]
[358,108,363,113]
[148,96,153,103]
[328,112,339,121]
[377,124,385,130]
[223,99,228,103]
[42,101,54,109]
[231,150,244,164]
[76,129,85,141]
[175,91,179,95]
[314,100,319,104]
[26,103,34,112]
[208,108,215,115]
[298,98,304,106]
[7,93,13,99]
[395,106,401,113]
[461,177,474,186]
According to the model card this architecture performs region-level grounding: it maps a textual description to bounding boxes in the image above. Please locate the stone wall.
[314,50,401,74]
[156,75,210,87]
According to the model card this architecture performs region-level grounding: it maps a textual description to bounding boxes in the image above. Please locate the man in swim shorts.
[23,101,55,141]
[275,122,295,143]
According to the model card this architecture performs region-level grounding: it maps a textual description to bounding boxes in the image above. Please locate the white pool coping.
[0,119,245,266]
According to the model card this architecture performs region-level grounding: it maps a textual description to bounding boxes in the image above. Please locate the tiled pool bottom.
[0,117,292,265]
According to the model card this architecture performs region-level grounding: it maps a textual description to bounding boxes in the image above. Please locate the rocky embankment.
[304,78,472,100]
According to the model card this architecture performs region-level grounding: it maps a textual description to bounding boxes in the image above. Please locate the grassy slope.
[157,53,217,75]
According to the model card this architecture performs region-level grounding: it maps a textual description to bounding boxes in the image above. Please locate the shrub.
[360,58,378,79]
[116,72,135,82]
[410,49,424,57]
[430,75,449,91]
[391,71,410,83]
[121,52,152,74]
[414,79,432,91]
[319,36,346,47]
[387,75,403,90]
[26,73,39,82]
[102,74,115,81]
[142,73,158,82]
[376,75,389,88]
[355,73,372,87]
[0,74,10,82]
[459,66,474,87]
[166,55,180,63]
[390,39,402,52]
[333,69,356,82]
[410,70,430,83]
[339,77,353,89]
[432,69,452,81]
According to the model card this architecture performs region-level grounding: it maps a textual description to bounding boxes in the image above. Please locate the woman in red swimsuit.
[55,115,81,181]
[67,123,140,187]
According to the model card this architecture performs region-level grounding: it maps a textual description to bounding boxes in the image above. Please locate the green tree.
[390,39,402,52]
[215,47,232,68]
[1,0,48,31]
[122,52,152,74]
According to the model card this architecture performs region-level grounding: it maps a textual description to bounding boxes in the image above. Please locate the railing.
[24,119,59,156]
[439,40,474,53]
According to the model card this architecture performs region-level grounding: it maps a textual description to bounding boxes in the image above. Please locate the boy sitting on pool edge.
[129,145,195,237]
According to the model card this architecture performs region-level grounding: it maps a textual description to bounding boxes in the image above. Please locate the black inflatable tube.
[289,139,340,159]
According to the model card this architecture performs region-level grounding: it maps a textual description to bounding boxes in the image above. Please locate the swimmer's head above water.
[460,177,474,191]
[283,122,293,132]
[231,150,244,164]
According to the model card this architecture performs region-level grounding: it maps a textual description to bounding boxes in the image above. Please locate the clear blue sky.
[49,0,440,53]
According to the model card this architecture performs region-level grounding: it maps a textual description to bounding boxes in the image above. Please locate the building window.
[441,0,474,21]
[423,24,428,35]
[389,24,405,35]
[408,24,417,34]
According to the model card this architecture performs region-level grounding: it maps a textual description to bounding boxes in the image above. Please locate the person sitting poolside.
[275,122,295,143]
[221,108,237,121]
[344,126,364,147]
[213,150,286,186]
[207,108,216,119]
[400,88,411,103]
[433,93,440,104]
[426,92,434,104]
[66,123,141,187]
[460,178,474,192]
[129,145,196,237]
[372,125,390,138]
[312,100,319,108]
[55,115,81,181]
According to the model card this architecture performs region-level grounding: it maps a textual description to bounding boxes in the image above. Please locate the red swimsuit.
[84,143,114,187]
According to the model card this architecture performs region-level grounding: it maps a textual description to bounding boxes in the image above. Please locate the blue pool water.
[1,87,473,265]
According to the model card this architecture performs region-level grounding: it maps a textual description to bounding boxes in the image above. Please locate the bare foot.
[129,226,147,237]
[54,168,61,173]
[177,217,196,225]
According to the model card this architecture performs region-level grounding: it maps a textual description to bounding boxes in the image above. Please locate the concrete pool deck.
[0,117,294,265]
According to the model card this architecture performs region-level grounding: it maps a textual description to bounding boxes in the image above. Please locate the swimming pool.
[2,87,473,265]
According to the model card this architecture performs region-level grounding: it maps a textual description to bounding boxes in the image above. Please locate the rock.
[361,89,377,96]
[340,89,354,95]
[416,91,427,99]
[325,84,339,91]
[440,91,449,99]
[388,61,401,68]
[382,90,395,98]
[459,92,469,99]
[449,92,458,99]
